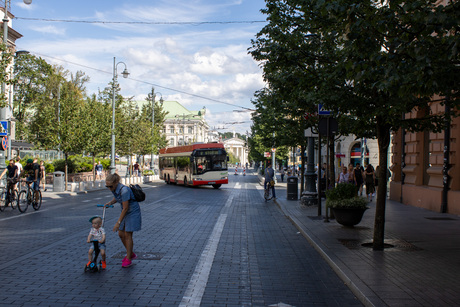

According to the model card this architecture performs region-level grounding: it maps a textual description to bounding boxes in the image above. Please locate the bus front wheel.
[212,184,221,189]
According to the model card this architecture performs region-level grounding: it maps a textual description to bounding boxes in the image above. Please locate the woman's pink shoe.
[122,258,132,268]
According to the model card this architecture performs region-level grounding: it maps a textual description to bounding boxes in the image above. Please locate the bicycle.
[264,180,274,202]
[0,178,18,212]
[17,180,42,213]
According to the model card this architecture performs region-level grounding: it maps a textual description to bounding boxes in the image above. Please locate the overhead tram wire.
[32,52,255,111]
[14,17,266,26]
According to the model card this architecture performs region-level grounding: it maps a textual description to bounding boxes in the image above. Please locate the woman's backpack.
[129,184,146,202]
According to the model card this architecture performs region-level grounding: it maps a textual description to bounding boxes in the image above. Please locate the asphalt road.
[0,171,361,306]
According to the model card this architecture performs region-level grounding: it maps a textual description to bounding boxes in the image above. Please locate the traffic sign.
[0,121,7,136]
[2,136,7,150]
[318,104,331,116]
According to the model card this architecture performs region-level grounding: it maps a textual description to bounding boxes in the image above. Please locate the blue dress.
[111,183,142,232]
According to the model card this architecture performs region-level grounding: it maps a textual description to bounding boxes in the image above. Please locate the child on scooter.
[86,216,107,269]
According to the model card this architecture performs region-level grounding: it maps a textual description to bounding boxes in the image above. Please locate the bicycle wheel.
[264,186,271,201]
[32,190,42,210]
[17,190,29,213]
[10,190,18,210]
[0,189,6,211]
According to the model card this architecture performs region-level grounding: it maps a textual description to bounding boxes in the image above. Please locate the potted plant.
[326,183,369,227]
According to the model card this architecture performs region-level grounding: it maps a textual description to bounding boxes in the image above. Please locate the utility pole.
[150,87,155,169]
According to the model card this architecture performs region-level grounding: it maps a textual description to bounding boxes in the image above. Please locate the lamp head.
[121,68,129,78]
[23,0,32,4]
[160,97,164,105]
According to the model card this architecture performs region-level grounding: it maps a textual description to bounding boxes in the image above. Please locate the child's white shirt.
[89,227,105,242]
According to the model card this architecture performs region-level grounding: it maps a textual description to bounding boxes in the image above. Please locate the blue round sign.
[2,136,7,151]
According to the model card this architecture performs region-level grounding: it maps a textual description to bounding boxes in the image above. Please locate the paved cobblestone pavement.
[271,173,460,307]
[0,171,361,306]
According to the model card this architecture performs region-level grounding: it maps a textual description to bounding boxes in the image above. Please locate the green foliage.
[326,183,358,201]
[327,197,368,210]
[45,163,55,174]
[228,152,240,164]
[326,183,367,209]
[53,159,75,173]
[52,156,110,173]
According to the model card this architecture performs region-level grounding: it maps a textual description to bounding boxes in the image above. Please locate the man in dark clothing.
[354,163,364,196]
[23,159,40,202]
[0,159,19,198]
[264,162,276,199]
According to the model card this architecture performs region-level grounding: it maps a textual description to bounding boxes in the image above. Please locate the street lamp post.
[0,0,32,175]
[110,57,129,174]
[149,87,163,170]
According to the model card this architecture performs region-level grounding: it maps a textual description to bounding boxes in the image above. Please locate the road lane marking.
[180,190,235,307]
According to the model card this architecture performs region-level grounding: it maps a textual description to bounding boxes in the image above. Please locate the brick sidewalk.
[271,178,460,307]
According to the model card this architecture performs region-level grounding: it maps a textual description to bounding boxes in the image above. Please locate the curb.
[273,198,381,307]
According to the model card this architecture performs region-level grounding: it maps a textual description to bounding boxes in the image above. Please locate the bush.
[325,183,358,201]
[45,163,55,174]
[326,183,368,209]
[53,159,76,173]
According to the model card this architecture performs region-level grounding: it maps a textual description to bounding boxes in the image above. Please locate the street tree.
[139,94,168,159]
[252,0,459,250]
[13,54,55,140]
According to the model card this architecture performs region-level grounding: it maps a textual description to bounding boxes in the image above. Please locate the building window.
[169,126,175,134]
[188,126,193,134]
[169,138,175,146]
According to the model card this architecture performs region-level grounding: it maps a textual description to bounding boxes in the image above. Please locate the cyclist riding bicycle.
[23,158,41,203]
[264,162,276,199]
[0,159,19,198]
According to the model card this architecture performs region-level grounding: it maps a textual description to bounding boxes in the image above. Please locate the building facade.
[161,101,210,146]
[223,135,248,167]
[390,100,460,215]
[287,136,381,175]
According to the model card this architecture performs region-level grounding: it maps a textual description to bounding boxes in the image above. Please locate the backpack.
[129,184,146,202]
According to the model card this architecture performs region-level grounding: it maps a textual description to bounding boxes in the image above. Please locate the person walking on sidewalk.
[337,166,349,183]
[264,162,276,199]
[353,163,364,196]
[104,173,142,268]
[365,164,375,202]
[40,160,47,191]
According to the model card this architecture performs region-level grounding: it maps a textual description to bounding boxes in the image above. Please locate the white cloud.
[32,25,66,36]
[15,0,267,134]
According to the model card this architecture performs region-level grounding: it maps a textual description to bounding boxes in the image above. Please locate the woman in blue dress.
[105,173,142,268]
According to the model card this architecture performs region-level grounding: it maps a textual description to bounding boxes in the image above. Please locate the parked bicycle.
[0,178,18,212]
[17,180,42,213]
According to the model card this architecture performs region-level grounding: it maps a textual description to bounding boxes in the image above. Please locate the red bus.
[159,143,229,189]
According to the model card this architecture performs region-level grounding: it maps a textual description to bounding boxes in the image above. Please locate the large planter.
[331,207,368,227]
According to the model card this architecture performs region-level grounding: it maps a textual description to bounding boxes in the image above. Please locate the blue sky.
[10,0,268,134]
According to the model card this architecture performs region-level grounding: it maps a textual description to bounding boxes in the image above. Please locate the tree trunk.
[373,121,391,250]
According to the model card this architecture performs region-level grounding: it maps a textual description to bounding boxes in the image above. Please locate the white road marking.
[180,189,235,307]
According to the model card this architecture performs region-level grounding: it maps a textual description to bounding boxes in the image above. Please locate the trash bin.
[53,171,65,192]
[287,176,298,200]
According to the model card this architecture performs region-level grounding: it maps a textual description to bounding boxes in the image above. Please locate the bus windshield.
[193,149,227,175]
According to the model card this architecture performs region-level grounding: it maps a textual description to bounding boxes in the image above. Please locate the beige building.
[161,101,209,146]
[223,135,248,166]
